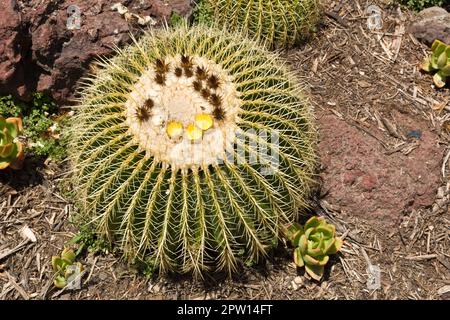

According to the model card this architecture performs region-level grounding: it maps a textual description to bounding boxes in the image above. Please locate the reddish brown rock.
[318,112,443,225]
[0,0,32,99]
[0,0,193,104]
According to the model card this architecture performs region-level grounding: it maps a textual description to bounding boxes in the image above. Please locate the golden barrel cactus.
[203,0,321,47]
[68,24,317,276]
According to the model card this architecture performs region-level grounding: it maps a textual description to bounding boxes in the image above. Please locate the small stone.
[432,203,440,213]
[437,187,445,199]
[436,198,446,208]
[409,7,450,46]
[149,283,161,293]
[293,276,303,285]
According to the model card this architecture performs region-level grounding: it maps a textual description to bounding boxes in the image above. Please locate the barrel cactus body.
[204,0,321,47]
[69,24,316,276]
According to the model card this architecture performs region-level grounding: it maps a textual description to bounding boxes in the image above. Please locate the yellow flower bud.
[166,121,183,139]
[194,113,213,131]
[186,123,203,141]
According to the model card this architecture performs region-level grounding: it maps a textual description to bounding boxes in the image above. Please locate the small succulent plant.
[285,216,342,281]
[52,248,83,289]
[422,39,450,88]
[0,116,24,170]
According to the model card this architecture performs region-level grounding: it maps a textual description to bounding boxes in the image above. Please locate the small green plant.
[422,39,450,88]
[51,248,84,289]
[285,216,342,281]
[192,0,214,25]
[201,0,321,47]
[68,223,112,256]
[170,11,185,27]
[399,0,444,11]
[0,117,24,170]
[0,95,26,117]
[0,93,67,160]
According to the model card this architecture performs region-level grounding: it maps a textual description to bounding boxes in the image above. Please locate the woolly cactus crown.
[204,0,321,47]
[69,24,316,276]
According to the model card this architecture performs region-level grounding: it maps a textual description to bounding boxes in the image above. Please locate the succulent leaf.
[61,248,76,264]
[322,237,335,253]
[316,255,329,266]
[294,247,304,267]
[431,39,444,52]
[0,117,23,170]
[305,264,324,281]
[441,65,450,77]
[284,222,303,245]
[437,51,447,69]
[304,216,321,230]
[303,254,320,266]
[298,234,308,255]
[433,71,447,88]
[51,257,67,272]
[327,237,343,255]
[421,57,433,72]
[54,276,67,289]
[424,39,450,88]
[315,225,334,238]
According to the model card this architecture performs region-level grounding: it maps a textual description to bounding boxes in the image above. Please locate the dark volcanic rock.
[0,0,193,104]
[0,0,32,100]
[409,7,450,46]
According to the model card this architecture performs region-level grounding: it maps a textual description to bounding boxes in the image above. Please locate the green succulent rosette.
[0,117,24,170]
[285,216,343,280]
[422,39,450,88]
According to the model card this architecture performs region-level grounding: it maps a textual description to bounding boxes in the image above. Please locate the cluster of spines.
[154,58,170,85]
[135,98,154,123]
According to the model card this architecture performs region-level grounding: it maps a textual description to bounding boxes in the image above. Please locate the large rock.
[409,6,450,46]
[318,112,443,226]
[0,0,193,104]
[0,0,32,99]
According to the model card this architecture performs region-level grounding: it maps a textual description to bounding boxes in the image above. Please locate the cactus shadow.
[295,252,342,284]
[154,246,295,291]
[0,157,45,191]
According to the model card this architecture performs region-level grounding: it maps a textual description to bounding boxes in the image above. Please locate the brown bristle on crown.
[212,106,226,121]
[196,66,208,80]
[193,80,203,92]
[201,88,211,99]
[144,98,154,109]
[174,67,183,77]
[180,55,193,68]
[135,99,153,121]
[155,58,170,73]
[209,93,222,107]
[184,67,194,78]
[207,75,220,90]
[155,73,166,85]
